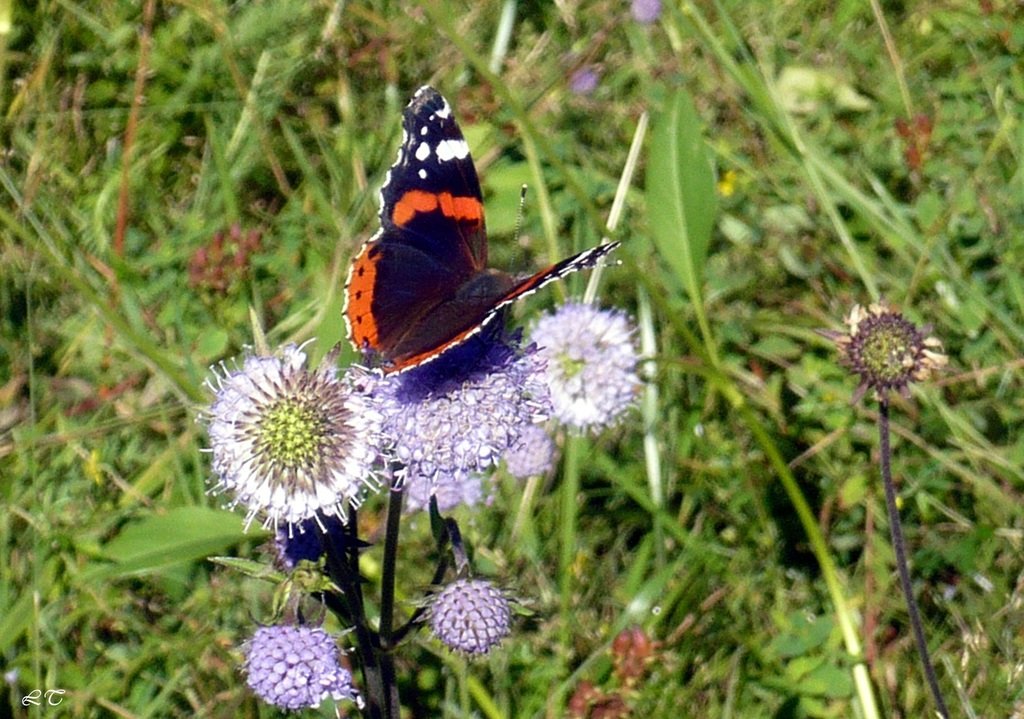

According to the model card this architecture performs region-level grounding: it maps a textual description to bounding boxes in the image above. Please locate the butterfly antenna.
[513,184,528,244]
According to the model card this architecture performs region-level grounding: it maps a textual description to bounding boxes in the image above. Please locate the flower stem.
[377,487,404,717]
[318,510,404,719]
[322,514,386,719]
[559,433,582,656]
[379,486,404,649]
[878,400,949,719]
[393,498,456,644]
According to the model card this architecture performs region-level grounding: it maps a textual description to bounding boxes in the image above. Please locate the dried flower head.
[529,303,640,430]
[203,344,382,530]
[427,579,512,656]
[243,624,359,711]
[188,224,262,294]
[820,301,948,403]
[611,626,659,685]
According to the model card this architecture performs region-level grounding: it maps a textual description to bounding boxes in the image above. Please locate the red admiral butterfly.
[344,86,619,374]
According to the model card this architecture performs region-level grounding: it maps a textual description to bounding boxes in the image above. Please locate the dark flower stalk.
[878,400,949,719]
[821,300,950,719]
[318,509,391,719]
[312,497,403,719]
[379,485,404,650]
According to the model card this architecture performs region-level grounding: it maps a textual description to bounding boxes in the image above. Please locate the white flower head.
[529,303,640,430]
[203,344,382,530]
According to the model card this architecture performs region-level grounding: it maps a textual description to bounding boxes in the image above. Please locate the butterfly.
[344,86,619,374]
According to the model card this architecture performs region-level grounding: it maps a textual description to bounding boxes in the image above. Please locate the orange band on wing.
[392,190,483,227]
[439,194,483,223]
[345,247,380,350]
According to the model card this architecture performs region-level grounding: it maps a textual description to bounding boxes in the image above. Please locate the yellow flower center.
[859,318,917,384]
[257,399,326,467]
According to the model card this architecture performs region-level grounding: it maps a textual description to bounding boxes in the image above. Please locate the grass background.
[2,0,1023,717]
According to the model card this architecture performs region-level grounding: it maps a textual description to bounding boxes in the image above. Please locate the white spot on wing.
[436,138,469,162]
[415,142,431,161]
[420,126,429,136]
[436,100,452,119]
[418,169,427,179]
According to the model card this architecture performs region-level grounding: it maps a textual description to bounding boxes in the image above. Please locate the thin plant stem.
[346,507,361,576]
[878,400,950,719]
[457,657,470,716]
[379,486,404,649]
[391,531,456,643]
[113,0,155,257]
[868,0,914,118]
[559,433,582,656]
[376,487,404,719]
[446,518,469,574]
[379,648,400,717]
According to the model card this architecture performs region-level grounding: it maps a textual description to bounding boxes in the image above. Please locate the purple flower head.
[203,344,383,530]
[370,331,551,512]
[243,624,360,711]
[428,579,512,655]
[529,303,640,430]
[569,66,600,96]
[404,470,488,515]
[503,423,557,479]
[631,0,662,24]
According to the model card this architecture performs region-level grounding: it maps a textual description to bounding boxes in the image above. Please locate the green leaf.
[646,87,718,307]
[196,327,229,359]
[798,661,854,698]
[770,611,835,657]
[209,556,286,582]
[80,507,259,582]
[0,578,38,654]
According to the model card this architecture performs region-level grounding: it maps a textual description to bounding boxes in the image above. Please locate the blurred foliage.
[2,0,1023,717]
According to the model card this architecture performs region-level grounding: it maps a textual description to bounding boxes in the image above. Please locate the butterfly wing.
[383,241,623,372]
[344,86,621,375]
[498,242,621,304]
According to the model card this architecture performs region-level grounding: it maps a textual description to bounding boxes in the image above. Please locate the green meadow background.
[2,0,1023,716]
